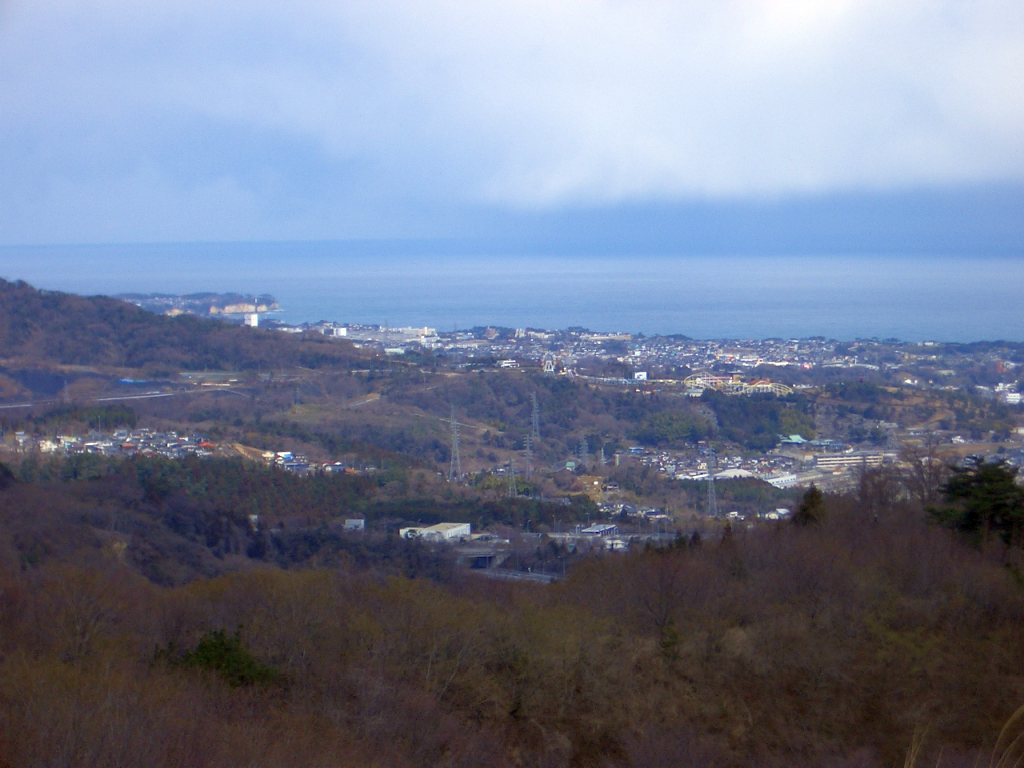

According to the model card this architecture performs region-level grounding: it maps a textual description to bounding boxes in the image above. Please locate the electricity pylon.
[706,447,719,517]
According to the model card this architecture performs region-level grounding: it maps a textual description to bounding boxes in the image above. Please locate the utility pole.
[448,405,462,481]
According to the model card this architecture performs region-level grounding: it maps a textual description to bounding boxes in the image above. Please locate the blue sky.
[1,0,1022,250]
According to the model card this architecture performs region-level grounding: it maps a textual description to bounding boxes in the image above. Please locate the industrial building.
[399,522,471,541]
[814,452,884,471]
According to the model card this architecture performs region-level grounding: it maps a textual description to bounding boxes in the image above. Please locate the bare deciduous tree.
[901,432,952,510]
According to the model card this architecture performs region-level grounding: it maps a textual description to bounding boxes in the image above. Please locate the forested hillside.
[0,279,368,372]
[0,455,597,583]
[1,475,1023,767]
[388,371,816,457]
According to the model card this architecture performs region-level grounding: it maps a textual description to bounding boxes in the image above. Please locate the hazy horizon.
[3,243,1022,343]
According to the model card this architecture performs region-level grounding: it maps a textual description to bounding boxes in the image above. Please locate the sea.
[2,242,1023,342]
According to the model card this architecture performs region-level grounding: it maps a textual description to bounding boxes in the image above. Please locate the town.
[3,298,1022,580]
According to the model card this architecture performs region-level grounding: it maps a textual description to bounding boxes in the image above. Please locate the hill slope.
[0,279,369,372]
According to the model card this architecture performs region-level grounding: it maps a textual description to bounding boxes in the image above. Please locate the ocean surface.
[2,242,1023,342]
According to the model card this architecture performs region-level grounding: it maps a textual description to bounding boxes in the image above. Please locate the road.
[0,389,182,410]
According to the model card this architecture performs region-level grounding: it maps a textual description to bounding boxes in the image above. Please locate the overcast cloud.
[0,0,1022,243]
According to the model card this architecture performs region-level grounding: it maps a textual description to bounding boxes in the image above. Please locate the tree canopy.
[931,457,1024,545]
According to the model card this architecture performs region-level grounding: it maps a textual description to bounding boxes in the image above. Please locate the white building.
[764,473,799,488]
[815,453,883,471]
[715,468,754,479]
[581,523,618,537]
[399,522,471,541]
[243,313,259,327]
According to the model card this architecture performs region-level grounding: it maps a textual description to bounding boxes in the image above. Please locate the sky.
[1,0,1023,250]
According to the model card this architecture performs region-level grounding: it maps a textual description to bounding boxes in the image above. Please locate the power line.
[531,392,540,439]
[448,405,462,481]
